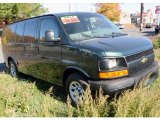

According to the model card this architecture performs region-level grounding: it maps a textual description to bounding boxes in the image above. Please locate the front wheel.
[8,60,18,77]
[66,73,88,105]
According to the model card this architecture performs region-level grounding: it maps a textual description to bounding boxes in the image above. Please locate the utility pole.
[140,3,144,31]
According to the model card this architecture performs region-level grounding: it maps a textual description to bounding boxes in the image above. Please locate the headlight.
[99,58,127,71]
[99,58,117,70]
[98,58,128,79]
[108,59,117,69]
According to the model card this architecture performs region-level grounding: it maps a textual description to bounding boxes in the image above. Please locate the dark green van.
[1,12,159,104]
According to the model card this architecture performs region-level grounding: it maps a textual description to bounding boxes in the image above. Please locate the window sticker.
[90,17,96,22]
[61,16,80,24]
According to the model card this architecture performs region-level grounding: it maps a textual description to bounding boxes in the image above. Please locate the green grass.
[0,72,160,117]
[0,73,67,117]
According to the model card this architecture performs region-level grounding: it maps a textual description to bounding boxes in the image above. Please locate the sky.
[43,3,97,13]
[43,3,160,17]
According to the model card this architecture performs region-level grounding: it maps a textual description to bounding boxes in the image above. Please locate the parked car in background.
[155,25,160,35]
[1,12,159,105]
[145,23,152,28]
[115,23,125,29]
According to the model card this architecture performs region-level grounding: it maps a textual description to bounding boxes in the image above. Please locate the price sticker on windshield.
[61,16,80,24]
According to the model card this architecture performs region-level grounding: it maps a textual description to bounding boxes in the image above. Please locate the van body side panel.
[37,43,62,84]
[61,44,98,80]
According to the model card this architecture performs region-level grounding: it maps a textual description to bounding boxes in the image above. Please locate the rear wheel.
[9,60,18,77]
[66,73,88,105]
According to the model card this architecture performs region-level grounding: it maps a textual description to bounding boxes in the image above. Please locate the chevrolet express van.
[1,12,159,104]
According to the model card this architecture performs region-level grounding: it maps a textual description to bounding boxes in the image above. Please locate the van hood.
[76,36,153,57]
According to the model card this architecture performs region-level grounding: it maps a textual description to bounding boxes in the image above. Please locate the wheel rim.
[10,63,16,77]
[69,81,84,104]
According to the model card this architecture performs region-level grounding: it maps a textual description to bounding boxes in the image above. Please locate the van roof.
[53,12,98,17]
[9,12,98,25]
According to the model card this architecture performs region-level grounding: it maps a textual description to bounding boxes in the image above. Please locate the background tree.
[0,4,13,22]
[0,3,48,24]
[16,3,48,19]
[11,4,19,22]
[96,3,121,22]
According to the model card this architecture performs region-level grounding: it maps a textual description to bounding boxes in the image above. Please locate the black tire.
[8,60,18,77]
[66,73,88,105]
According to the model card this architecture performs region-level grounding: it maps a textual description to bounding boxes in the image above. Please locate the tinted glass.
[40,18,59,42]
[2,24,16,44]
[24,19,37,44]
[15,22,25,43]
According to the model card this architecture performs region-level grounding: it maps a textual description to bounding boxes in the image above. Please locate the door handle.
[40,56,47,59]
[37,55,48,59]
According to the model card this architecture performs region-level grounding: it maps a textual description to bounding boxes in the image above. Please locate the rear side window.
[2,24,16,44]
[23,19,37,44]
[15,22,25,43]
[39,18,59,42]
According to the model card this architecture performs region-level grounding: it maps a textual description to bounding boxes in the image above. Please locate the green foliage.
[152,36,160,49]
[0,3,48,23]
[67,87,109,117]
[0,73,67,117]
[0,72,160,117]
[114,78,160,117]
[11,4,18,15]
[0,4,13,19]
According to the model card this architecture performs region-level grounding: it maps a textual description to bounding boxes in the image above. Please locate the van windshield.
[59,13,122,41]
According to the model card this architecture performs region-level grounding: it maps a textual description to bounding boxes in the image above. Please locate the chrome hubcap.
[69,81,84,104]
[10,63,16,77]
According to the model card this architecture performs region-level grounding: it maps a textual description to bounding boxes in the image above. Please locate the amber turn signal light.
[99,69,128,79]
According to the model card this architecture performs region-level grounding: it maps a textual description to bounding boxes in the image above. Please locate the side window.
[40,18,59,42]
[24,19,37,44]
[15,22,25,43]
[2,24,16,44]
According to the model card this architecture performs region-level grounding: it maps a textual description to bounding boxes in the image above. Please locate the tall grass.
[0,72,160,117]
[67,87,109,117]
[66,77,160,117]
[0,73,67,117]
[151,36,160,49]
[114,78,160,117]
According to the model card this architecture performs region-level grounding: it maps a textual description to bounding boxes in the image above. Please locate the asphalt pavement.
[121,27,155,39]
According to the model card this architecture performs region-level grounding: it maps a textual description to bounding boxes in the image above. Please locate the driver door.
[36,16,62,85]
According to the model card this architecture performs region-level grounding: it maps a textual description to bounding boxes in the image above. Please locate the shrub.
[67,87,109,117]
[113,78,160,117]
[152,36,160,49]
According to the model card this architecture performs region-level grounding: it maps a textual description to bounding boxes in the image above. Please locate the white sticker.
[61,16,80,24]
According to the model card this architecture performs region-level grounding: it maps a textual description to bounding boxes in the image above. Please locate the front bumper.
[88,61,159,95]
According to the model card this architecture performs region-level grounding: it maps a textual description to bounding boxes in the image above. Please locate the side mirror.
[45,30,60,42]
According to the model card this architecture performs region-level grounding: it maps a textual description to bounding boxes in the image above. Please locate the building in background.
[131,9,154,26]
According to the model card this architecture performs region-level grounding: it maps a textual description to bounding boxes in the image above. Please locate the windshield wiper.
[112,32,128,37]
[81,33,108,39]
